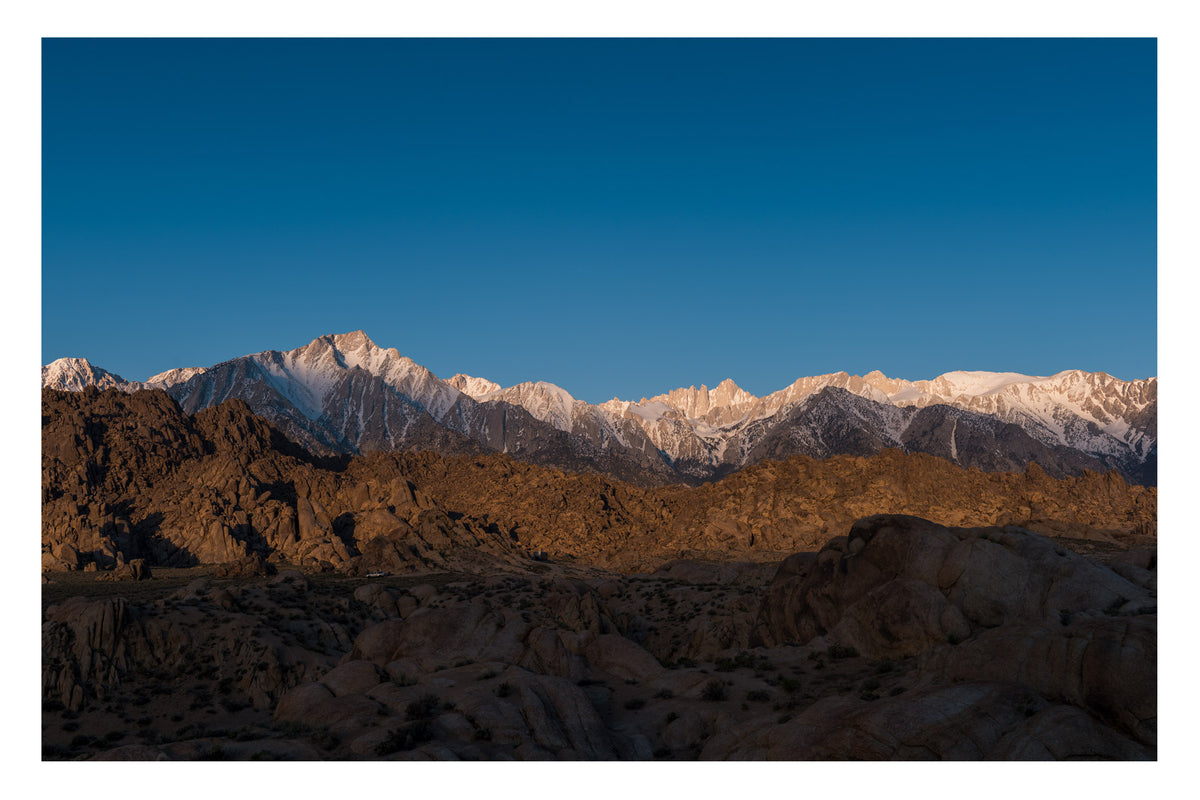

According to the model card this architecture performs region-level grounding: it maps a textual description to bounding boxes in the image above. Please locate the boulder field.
[43,515,1155,760]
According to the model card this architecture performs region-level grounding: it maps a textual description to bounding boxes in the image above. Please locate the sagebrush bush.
[405,693,441,721]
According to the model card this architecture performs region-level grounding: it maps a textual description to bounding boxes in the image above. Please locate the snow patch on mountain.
[479,381,577,432]
[145,366,208,388]
[447,374,502,399]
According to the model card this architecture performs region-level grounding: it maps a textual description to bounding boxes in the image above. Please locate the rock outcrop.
[752,515,1152,657]
[42,389,1156,575]
[43,514,1155,761]
[41,387,526,575]
[741,514,1155,759]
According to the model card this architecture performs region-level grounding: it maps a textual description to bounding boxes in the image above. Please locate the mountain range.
[42,331,1157,486]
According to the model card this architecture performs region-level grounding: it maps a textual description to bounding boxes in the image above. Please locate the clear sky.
[42,38,1156,404]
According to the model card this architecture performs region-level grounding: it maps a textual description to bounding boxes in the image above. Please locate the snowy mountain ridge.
[42,358,141,393]
[42,331,1156,485]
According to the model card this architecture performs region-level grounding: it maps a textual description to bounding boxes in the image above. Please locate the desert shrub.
[746,690,770,703]
[779,677,801,694]
[405,693,441,721]
[375,720,433,755]
[308,728,340,749]
[701,680,728,702]
[1017,692,1041,719]
[232,726,264,742]
[665,711,679,723]
[197,745,228,760]
[654,688,674,699]
[733,651,757,669]
[827,644,859,660]
[623,698,646,710]
[495,682,513,698]
[220,697,250,713]
[177,723,204,739]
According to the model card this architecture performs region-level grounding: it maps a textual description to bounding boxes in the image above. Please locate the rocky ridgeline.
[42,387,526,576]
[384,447,1155,571]
[43,388,1156,576]
[42,516,1154,760]
[43,334,1157,487]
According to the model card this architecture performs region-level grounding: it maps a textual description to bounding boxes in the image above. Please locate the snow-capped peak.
[262,331,463,421]
[41,335,1156,486]
[926,370,1047,398]
[145,366,208,388]
[479,381,579,432]
[447,374,502,399]
[42,358,132,392]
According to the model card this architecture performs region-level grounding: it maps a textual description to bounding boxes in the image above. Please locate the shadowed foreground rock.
[43,516,1155,760]
[744,515,1155,759]
[752,514,1153,657]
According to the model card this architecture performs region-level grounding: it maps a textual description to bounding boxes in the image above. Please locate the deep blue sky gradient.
[42,38,1156,403]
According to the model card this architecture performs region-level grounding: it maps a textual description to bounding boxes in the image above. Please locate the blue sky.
[42,38,1156,403]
